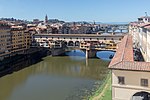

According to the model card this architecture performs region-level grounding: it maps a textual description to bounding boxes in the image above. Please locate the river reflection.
[0,50,113,100]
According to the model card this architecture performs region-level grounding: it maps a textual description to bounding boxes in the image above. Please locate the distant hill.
[89,22,129,25]
[102,22,129,25]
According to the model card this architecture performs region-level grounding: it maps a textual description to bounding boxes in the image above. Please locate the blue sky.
[0,0,149,22]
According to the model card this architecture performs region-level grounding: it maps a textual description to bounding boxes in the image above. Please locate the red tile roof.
[109,35,150,72]
[110,61,150,72]
[144,25,150,30]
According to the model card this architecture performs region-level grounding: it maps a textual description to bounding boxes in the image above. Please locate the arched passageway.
[132,91,150,100]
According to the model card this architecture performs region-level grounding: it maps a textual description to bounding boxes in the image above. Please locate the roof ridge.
[121,35,128,61]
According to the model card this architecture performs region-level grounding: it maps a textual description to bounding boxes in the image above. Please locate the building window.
[141,79,148,87]
[118,76,125,85]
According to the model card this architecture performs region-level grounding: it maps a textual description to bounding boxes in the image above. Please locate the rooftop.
[108,34,150,72]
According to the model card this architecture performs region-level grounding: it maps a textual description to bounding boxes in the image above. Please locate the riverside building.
[11,25,30,55]
[129,16,150,62]
[0,21,11,60]
[109,35,150,100]
[109,16,150,100]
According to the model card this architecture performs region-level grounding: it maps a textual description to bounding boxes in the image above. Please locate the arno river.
[0,50,114,100]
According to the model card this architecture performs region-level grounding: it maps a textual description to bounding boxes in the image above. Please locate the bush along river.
[0,50,115,100]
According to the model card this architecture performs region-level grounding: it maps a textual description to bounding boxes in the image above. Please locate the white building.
[129,16,150,62]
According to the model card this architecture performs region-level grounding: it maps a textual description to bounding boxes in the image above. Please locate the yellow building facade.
[11,26,30,55]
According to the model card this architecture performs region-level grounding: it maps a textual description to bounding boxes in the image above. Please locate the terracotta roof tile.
[144,25,150,30]
[109,34,150,72]
[109,35,133,67]
[110,62,150,72]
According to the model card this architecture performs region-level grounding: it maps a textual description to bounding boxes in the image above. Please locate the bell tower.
[45,14,48,23]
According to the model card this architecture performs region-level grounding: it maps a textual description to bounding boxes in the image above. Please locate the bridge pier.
[85,49,97,59]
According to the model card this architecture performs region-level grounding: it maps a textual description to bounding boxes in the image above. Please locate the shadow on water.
[0,52,46,78]
[0,50,115,78]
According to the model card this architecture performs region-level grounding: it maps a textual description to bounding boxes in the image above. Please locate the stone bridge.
[32,34,125,58]
[32,34,125,47]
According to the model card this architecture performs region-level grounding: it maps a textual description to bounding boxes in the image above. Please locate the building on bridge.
[31,34,124,48]
[109,35,150,100]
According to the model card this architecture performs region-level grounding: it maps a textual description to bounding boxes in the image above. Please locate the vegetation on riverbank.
[89,71,112,100]
[101,77,111,100]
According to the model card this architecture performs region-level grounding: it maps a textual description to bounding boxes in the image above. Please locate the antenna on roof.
[145,12,148,16]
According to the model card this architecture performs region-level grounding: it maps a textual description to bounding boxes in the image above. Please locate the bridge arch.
[132,91,150,100]
[68,41,74,47]
[75,41,80,47]
[64,41,68,46]
[96,50,115,60]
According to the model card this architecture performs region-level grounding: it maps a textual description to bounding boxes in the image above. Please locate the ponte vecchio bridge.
[32,33,126,58]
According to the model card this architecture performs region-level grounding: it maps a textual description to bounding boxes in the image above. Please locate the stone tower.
[45,14,48,23]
